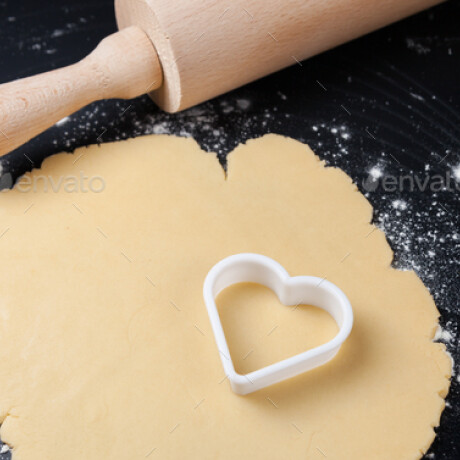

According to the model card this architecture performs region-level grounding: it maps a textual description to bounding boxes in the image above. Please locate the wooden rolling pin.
[0,0,443,156]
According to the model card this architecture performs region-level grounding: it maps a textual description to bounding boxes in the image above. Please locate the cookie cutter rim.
[203,253,353,395]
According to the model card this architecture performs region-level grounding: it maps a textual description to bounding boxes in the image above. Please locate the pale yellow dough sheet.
[0,134,451,459]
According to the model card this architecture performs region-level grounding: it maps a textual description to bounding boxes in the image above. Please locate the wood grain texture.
[0,26,162,157]
[116,0,444,112]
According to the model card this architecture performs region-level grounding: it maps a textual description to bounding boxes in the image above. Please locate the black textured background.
[0,1,459,458]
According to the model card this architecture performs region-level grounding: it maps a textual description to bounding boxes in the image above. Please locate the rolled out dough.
[0,134,451,459]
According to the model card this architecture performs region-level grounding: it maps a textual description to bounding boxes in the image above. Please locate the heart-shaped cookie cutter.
[203,253,353,395]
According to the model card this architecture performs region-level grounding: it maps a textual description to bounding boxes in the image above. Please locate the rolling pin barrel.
[116,0,442,112]
[0,0,443,157]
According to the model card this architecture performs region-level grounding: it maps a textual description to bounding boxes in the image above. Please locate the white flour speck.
[51,29,65,38]
[392,199,408,210]
[369,166,384,179]
[410,93,425,102]
[277,91,287,101]
[452,164,460,182]
[236,99,251,110]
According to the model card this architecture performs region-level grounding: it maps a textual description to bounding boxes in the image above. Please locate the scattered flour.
[369,165,384,179]
[434,325,454,344]
[392,199,408,211]
[406,38,431,55]
[452,164,460,182]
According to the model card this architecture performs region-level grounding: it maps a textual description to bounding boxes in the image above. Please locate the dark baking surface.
[0,0,458,458]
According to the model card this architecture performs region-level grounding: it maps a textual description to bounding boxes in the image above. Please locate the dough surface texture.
[0,134,451,459]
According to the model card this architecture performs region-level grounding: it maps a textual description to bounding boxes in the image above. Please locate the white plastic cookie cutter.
[203,253,353,395]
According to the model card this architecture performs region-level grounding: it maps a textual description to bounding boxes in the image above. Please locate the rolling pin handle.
[0,26,163,157]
